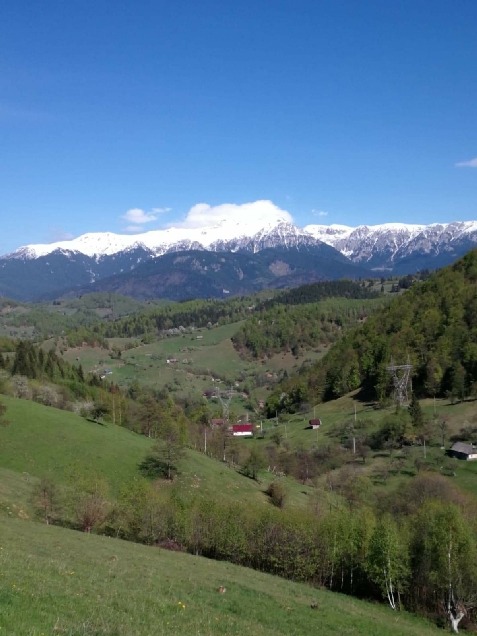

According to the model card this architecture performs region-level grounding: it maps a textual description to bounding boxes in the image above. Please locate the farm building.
[203,389,215,398]
[448,442,477,460]
[231,424,253,437]
[211,418,224,428]
[309,419,322,429]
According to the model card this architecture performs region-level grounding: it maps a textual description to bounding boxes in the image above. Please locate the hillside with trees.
[233,297,389,358]
[267,248,477,413]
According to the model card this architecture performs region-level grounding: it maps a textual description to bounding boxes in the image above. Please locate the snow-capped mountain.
[2,217,477,301]
[7,219,477,267]
[304,221,477,271]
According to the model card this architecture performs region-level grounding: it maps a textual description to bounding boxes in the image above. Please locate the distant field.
[60,321,322,410]
[0,517,442,636]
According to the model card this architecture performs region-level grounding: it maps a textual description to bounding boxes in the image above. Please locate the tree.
[438,415,449,448]
[412,502,477,633]
[0,399,8,427]
[418,420,435,458]
[408,392,424,429]
[242,447,266,481]
[32,477,61,524]
[266,480,287,508]
[73,476,110,533]
[366,514,409,610]
[91,401,110,423]
[140,436,185,481]
[450,362,466,403]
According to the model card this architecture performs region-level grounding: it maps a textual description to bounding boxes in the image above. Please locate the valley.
[2,254,477,634]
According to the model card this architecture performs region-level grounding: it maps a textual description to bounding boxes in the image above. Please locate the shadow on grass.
[85,418,106,426]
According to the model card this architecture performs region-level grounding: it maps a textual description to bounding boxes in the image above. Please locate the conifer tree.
[408,392,424,429]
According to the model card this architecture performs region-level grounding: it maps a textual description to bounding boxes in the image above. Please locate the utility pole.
[353,403,357,454]
[204,428,207,454]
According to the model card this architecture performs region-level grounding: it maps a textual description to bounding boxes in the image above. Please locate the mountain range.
[2,217,477,301]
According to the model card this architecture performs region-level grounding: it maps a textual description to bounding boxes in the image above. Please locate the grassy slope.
[0,517,441,636]
[0,397,311,514]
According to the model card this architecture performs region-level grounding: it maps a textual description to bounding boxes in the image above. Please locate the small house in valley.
[231,424,253,437]
[448,442,477,461]
[308,419,322,430]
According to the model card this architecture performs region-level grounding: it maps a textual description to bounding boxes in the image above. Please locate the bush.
[266,480,287,508]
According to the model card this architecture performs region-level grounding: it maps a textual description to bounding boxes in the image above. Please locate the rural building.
[166,358,179,364]
[203,389,215,398]
[448,442,477,460]
[231,424,253,437]
[211,418,224,428]
[196,335,203,340]
[309,419,322,429]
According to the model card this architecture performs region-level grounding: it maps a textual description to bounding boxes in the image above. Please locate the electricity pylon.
[386,355,413,405]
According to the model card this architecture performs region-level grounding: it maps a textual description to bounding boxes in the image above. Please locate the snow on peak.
[6,210,477,262]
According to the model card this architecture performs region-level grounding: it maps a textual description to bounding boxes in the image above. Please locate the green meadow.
[0,517,442,636]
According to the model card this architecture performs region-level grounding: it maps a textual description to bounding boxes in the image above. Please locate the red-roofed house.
[232,424,254,437]
[309,419,322,429]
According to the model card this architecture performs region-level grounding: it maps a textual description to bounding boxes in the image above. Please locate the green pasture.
[0,397,311,511]
[0,517,442,636]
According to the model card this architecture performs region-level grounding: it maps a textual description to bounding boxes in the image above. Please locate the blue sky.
[1,0,477,254]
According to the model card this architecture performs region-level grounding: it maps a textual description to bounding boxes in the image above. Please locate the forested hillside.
[0,293,157,340]
[260,279,380,308]
[267,248,477,412]
[233,297,389,358]
[66,280,378,346]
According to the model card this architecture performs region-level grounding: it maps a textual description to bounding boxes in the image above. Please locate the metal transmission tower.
[386,356,413,405]
[215,385,234,422]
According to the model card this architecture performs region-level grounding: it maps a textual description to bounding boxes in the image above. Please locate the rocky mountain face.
[2,219,477,300]
[305,221,477,273]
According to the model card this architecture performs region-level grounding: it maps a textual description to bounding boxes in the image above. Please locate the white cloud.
[170,200,293,229]
[124,225,145,233]
[152,207,172,214]
[312,210,329,217]
[456,158,477,168]
[121,208,158,224]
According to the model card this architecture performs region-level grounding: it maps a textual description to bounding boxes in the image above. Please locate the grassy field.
[61,321,324,411]
[0,517,442,636]
[0,397,312,513]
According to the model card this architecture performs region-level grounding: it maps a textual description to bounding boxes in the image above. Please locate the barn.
[448,442,477,461]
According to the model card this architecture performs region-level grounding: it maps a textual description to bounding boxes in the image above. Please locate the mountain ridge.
[3,216,477,301]
[7,219,477,272]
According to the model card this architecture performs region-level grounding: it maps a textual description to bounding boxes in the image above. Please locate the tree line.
[32,468,477,633]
